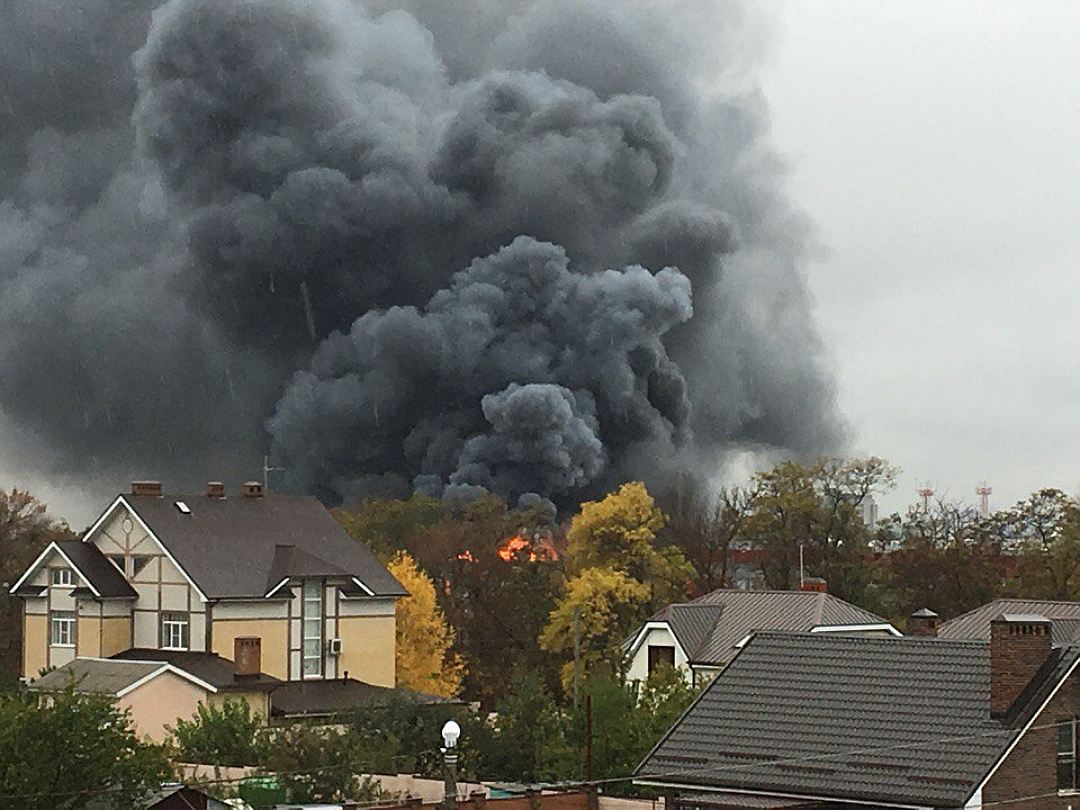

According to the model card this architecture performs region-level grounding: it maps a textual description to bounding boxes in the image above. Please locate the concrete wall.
[117,670,210,743]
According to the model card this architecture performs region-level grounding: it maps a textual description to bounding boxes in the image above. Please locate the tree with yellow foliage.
[541,482,693,692]
[386,551,464,699]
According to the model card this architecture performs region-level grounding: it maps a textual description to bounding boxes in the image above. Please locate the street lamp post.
[441,720,461,810]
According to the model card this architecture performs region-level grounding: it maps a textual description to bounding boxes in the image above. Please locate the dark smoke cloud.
[0,0,843,512]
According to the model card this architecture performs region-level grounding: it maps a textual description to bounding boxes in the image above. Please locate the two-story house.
[11,480,406,687]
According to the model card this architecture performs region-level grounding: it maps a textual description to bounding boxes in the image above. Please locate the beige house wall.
[211,619,289,680]
[338,614,395,687]
[117,671,210,743]
[207,689,271,718]
[90,503,206,652]
[23,614,47,678]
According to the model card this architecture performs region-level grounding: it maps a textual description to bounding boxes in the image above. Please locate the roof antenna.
[263,455,284,492]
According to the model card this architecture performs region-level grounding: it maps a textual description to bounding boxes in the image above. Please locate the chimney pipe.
[206,481,226,498]
[909,608,940,638]
[234,636,261,678]
[131,481,163,497]
[990,614,1052,716]
[241,481,264,498]
[800,577,827,593]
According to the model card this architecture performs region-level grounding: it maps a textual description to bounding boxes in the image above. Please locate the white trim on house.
[83,496,208,603]
[9,541,101,597]
[264,577,291,599]
[965,651,1080,805]
[71,656,220,697]
[633,782,932,810]
[348,576,375,597]
[810,623,903,637]
[625,620,691,662]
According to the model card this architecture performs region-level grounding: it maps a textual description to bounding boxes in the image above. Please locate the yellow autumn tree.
[387,551,464,698]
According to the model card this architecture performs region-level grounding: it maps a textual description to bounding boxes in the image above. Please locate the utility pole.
[573,607,581,708]
[263,455,284,492]
[975,483,993,518]
[585,692,594,783]
[918,485,934,514]
[798,539,805,588]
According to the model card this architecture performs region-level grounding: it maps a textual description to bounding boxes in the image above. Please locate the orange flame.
[497,533,559,562]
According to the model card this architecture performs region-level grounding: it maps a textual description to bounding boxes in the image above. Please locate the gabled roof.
[9,539,136,599]
[110,648,280,692]
[631,590,894,667]
[99,493,405,600]
[636,632,1080,808]
[941,598,1080,644]
[28,657,217,697]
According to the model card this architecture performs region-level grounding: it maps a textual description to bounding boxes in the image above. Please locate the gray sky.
[760,0,1080,515]
[8,1,1080,528]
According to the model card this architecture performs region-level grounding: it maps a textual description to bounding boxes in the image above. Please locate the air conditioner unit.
[328,638,343,655]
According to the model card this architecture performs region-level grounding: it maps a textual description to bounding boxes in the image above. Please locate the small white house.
[625,587,900,686]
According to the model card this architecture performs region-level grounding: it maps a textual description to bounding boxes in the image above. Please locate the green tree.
[0,687,173,810]
[744,457,896,602]
[484,667,571,781]
[995,489,1080,600]
[258,725,382,805]
[334,495,447,559]
[168,699,266,767]
[0,489,75,677]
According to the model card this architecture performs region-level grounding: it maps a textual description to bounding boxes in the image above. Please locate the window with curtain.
[161,612,189,650]
[1059,717,1077,791]
[50,611,75,646]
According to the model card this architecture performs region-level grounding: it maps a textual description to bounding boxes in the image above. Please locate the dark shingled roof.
[110,648,280,692]
[634,590,893,667]
[119,494,406,599]
[56,539,137,598]
[269,678,448,717]
[941,599,1080,644]
[636,633,1080,807]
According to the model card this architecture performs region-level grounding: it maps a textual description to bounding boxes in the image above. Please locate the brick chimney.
[131,480,163,497]
[234,636,262,677]
[909,608,940,637]
[241,481,264,498]
[990,614,1053,716]
[206,481,226,498]
[800,577,828,593]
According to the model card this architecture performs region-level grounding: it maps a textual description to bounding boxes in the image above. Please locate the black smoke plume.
[0,0,842,511]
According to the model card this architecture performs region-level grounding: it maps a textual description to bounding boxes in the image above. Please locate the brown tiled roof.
[638,590,893,666]
[941,599,1080,643]
[637,633,1080,807]
[117,493,406,599]
[56,540,137,599]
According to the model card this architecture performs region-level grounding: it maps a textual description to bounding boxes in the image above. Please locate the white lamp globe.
[441,719,461,749]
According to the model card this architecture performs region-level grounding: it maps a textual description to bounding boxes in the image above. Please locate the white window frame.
[161,612,190,651]
[1060,717,1078,792]
[50,611,76,647]
[302,579,323,679]
[51,568,74,587]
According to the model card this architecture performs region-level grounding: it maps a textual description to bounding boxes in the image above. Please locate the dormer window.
[51,568,74,587]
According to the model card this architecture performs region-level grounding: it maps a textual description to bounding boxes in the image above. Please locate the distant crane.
[976,483,993,517]
[918,485,934,514]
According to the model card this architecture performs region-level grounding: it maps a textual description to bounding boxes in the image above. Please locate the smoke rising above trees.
[0,0,842,507]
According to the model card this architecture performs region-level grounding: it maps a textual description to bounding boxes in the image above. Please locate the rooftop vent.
[175,501,191,515]
[800,577,828,593]
[131,481,162,497]
[206,481,226,498]
[241,481,264,498]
